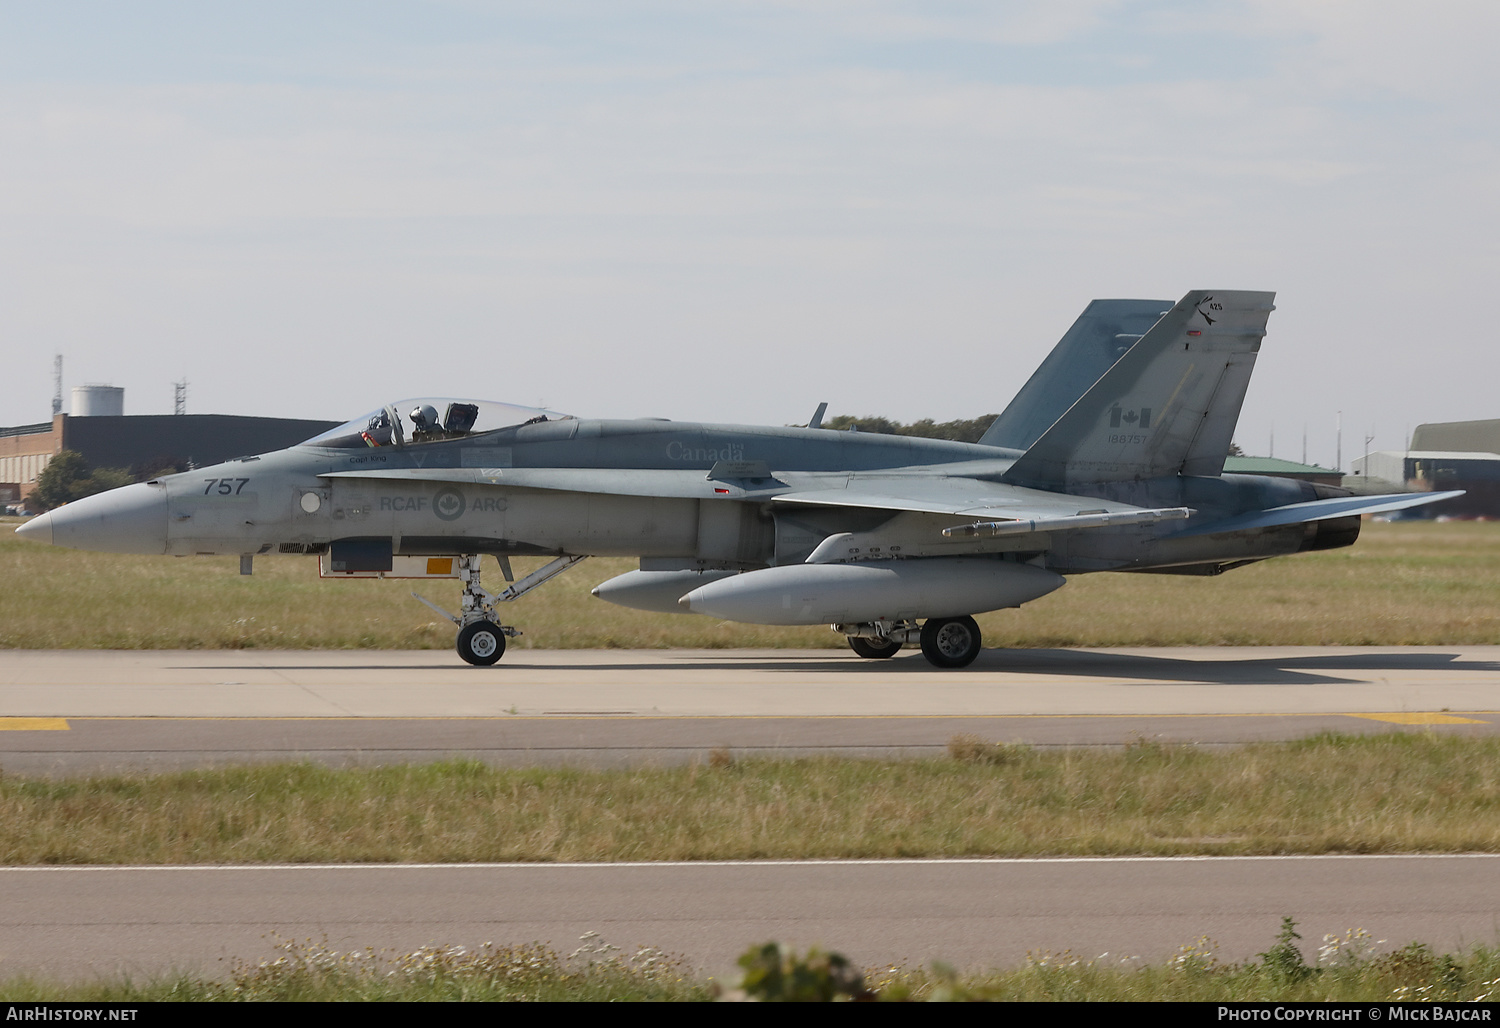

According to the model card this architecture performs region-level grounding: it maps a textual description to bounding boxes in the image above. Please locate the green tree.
[825,414,902,436]
[28,450,135,511]
[132,454,190,481]
[822,414,1000,443]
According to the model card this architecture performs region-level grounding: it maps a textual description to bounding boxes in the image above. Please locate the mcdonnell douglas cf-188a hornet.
[15,291,1461,667]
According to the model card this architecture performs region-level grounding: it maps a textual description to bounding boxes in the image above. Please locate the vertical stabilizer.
[979,298,1171,450]
[1002,290,1274,488]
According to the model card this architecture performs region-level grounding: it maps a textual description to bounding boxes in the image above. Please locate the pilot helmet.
[410,404,439,430]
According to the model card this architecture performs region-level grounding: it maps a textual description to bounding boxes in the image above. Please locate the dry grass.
[0,934,707,1002]
[2,519,1498,650]
[5,932,1499,1001]
[866,937,1500,1002]
[2,733,1498,864]
[988,520,1500,648]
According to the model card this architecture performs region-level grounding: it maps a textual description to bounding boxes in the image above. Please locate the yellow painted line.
[0,717,70,731]
[1347,712,1488,725]
[51,712,1500,723]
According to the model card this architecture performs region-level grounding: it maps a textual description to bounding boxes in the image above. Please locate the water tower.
[71,385,125,417]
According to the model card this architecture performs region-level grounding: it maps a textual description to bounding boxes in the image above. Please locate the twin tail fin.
[1002,290,1275,489]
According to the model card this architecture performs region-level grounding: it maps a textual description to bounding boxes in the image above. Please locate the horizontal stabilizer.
[1168,491,1466,538]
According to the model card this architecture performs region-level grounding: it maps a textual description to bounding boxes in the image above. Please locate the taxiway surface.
[1,647,1497,772]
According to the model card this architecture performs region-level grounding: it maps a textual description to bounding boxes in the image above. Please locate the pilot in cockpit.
[409,404,444,443]
[409,402,482,443]
[360,410,395,447]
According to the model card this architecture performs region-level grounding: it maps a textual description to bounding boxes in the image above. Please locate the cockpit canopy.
[301,398,574,449]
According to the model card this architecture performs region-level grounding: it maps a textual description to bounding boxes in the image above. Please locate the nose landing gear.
[412,554,588,666]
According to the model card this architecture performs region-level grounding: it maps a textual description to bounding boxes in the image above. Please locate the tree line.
[821,414,998,443]
[25,452,189,512]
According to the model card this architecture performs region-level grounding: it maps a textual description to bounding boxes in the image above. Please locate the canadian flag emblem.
[1108,405,1152,429]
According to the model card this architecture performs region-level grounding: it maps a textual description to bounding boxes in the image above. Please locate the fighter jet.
[15,290,1460,668]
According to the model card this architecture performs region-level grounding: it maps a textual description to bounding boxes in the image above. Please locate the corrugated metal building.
[1410,419,1500,453]
[1348,417,1500,517]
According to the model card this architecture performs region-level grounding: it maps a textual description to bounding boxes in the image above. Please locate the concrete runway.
[1,647,1498,772]
[2,646,1499,982]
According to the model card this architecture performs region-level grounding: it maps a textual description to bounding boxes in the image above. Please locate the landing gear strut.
[835,616,984,667]
[834,619,918,660]
[848,636,902,659]
[412,554,588,666]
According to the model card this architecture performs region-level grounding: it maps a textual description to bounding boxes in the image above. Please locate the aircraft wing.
[1165,491,1466,538]
[773,479,1191,534]
[324,467,1187,536]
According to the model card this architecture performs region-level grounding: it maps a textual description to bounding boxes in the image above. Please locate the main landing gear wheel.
[919,615,982,669]
[848,636,902,659]
[456,620,506,666]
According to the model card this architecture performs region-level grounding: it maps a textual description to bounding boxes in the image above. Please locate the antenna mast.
[173,379,187,416]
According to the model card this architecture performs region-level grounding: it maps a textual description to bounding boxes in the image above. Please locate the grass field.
[2,518,1498,650]
[3,733,1497,864]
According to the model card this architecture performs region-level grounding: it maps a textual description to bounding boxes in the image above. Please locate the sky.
[1,0,1496,470]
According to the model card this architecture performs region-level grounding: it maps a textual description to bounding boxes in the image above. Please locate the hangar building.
[1,413,337,507]
[1350,418,1500,518]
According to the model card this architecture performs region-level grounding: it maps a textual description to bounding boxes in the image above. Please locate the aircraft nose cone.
[23,483,169,554]
[14,513,52,546]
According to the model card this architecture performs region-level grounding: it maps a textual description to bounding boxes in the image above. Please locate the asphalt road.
[4,856,1499,983]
